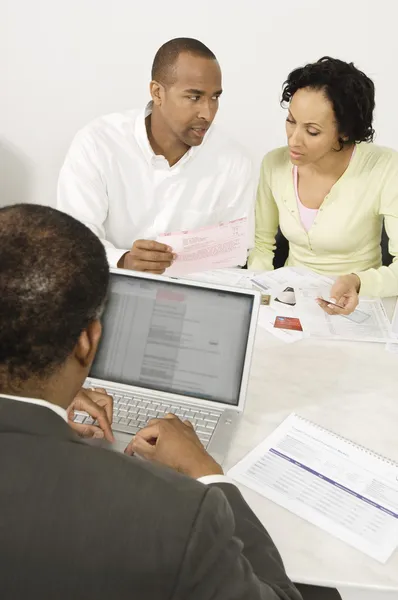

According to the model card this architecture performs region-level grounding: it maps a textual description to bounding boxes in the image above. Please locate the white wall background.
[1,0,397,209]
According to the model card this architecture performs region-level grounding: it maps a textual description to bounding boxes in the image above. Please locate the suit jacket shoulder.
[0,399,210,599]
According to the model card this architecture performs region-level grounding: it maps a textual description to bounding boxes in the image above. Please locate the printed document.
[157,218,248,276]
[296,288,396,343]
[252,266,334,293]
[180,268,255,289]
[228,413,398,563]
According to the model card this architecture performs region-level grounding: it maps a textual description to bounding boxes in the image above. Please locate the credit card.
[274,316,303,331]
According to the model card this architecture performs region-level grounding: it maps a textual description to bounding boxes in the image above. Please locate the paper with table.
[252,267,396,344]
[228,413,398,563]
[295,286,397,344]
[157,218,248,277]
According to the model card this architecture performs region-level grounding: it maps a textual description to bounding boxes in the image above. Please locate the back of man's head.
[151,37,216,85]
[0,204,109,391]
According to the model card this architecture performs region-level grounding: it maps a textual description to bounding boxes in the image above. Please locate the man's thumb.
[130,434,156,460]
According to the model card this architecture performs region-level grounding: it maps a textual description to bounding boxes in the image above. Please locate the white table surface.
[223,297,398,595]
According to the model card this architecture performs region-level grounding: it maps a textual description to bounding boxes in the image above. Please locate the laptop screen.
[90,273,254,406]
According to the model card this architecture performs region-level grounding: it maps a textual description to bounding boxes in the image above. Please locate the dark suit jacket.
[0,397,301,600]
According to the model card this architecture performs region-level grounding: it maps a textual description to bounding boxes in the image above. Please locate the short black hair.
[0,204,109,389]
[151,37,216,84]
[281,56,375,148]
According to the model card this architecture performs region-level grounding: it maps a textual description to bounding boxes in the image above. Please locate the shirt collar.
[135,101,196,169]
[0,393,68,423]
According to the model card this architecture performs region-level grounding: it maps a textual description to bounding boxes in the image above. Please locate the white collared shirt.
[0,393,68,422]
[0,393,231,485]
[57,104,254,267]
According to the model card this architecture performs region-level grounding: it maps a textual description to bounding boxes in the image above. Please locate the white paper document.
[157,218,248,276]
[228,413,398,563]
[251,267,330,343]
[256,303,308,344]
[296,288,396,344]
[386,299,398,353]
[252,266,334,293]
[181,268,255,289]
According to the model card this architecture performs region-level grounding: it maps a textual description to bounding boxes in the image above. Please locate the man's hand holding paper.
[157,218,248,277]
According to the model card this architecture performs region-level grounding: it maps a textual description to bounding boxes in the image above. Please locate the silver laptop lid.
[90,269,260,410]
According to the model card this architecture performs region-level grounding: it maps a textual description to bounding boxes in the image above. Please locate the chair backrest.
[381,221,393,267]
[273,228,289,269]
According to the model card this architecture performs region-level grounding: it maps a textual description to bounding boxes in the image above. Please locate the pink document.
[157,218,248,276]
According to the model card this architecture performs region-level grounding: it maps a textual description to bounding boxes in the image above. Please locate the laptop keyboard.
[73,391,222,448]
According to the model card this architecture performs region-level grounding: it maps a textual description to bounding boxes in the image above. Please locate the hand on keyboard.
[124,413,223,479]
[68,388,115,443]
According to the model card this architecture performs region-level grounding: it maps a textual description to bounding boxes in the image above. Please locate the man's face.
[152,52,222,147]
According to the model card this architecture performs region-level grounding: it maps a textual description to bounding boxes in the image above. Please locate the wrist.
[186,457,224,479]
[117,252,128,268]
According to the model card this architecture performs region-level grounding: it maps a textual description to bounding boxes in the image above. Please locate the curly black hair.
[281,56,375,148]
[0,204,109,390]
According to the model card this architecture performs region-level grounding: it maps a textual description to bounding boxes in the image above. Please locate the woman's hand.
[317,274,360,316]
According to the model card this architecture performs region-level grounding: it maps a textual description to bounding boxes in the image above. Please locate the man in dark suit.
[0,203,301,599]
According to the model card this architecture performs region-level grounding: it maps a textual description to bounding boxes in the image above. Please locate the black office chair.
[273,221,393,269]
[273,227,290,269]
[381,221,393,267]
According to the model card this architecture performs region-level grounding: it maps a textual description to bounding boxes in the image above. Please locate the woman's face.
[285,87,342,165]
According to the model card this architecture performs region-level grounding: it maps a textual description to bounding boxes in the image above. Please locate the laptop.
[76,268,260,464]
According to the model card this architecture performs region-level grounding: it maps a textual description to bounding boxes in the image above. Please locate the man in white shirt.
[57,37,254,273]
[0,203,301,600]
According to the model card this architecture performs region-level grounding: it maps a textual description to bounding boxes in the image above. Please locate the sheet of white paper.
[228,413,398,563]
[252,266,334,293]
[386,299,398,353]
[158,218,248,276]
[251,268,326,343]
[257,304,307,343]
[296,288,396,343]
[180,268,255,289]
